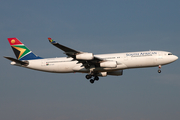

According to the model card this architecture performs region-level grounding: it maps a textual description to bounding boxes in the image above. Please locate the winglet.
[48,37,56,44]
[48,37,52,42]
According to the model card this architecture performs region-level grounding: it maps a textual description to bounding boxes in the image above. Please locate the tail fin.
[7,38,42,60]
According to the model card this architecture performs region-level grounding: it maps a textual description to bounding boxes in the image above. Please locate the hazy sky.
[1,0,180,120]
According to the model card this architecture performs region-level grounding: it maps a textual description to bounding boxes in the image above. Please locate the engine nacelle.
[100,61,117,68]
[97,72,107,77]
[107,70,123,76]
[76,53,94,60]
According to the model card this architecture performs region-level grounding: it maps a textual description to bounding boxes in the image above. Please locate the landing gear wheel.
[90,79,94,84]
[85,75,92,79]
[94,76,99,81]
[158,70,161,73]
[158,65,161,73]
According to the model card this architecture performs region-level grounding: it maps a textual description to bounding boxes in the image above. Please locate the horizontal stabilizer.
[4,56,29,66]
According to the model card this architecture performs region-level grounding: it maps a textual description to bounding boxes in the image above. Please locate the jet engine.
[76,53,94,60]
[100,61,117,68]
[107,70,123,76]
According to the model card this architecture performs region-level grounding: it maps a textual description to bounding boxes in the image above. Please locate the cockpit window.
[168,53,173,55]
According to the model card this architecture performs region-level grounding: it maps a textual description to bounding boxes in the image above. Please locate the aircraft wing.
[48,38,104,68]
[48,38,81,58]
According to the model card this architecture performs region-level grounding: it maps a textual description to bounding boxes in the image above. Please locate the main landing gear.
[158,65,161,73]
[85,74,99,84]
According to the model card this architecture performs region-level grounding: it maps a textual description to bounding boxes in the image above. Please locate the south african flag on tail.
[7,38,42,60]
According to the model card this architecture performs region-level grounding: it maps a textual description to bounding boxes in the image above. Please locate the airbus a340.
[4,38,178,83]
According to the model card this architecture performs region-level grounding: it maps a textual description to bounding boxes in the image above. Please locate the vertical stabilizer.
[7,38,42,60]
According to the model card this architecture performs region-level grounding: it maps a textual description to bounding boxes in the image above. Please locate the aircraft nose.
[175,55,178,60]
[173,55,178,61]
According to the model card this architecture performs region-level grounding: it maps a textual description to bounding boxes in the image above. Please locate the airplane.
[4,38,178,84]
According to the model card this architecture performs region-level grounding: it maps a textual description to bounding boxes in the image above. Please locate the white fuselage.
[11,51,178,73]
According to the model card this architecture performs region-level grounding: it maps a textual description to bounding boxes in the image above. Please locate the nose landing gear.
[158,65,161,73]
